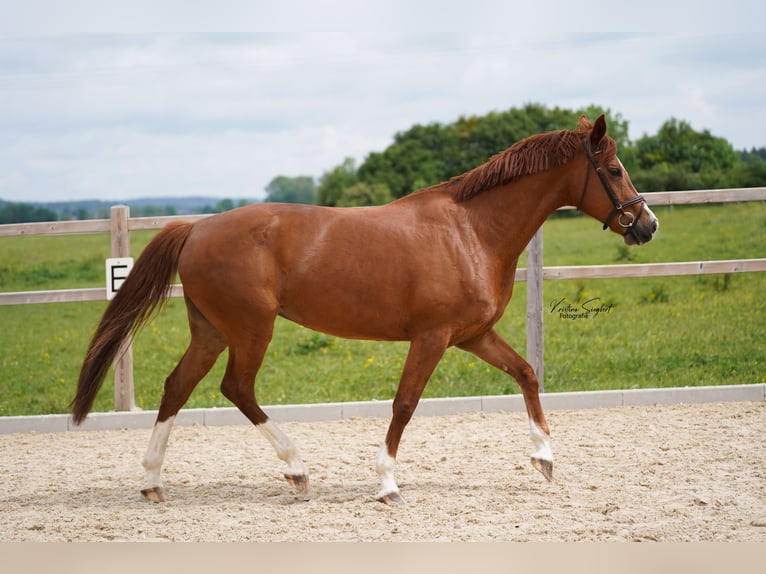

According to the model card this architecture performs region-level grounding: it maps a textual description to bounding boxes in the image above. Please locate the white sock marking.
[142,416,175,490]
[529,419,553,462]
[258,419,308,478]
[375,442,399,499]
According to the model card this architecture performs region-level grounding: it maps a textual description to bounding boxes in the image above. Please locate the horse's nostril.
[651,220,658,234]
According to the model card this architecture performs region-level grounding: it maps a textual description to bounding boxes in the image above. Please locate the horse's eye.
[608,167,622,178]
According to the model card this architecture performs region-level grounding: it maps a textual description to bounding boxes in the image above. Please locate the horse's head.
[575,115,658,245]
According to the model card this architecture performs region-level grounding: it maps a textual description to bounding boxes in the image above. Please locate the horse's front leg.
[377,333,449,505]
[459,329,554,481]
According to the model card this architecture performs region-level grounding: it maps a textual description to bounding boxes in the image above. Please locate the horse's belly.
[279,282,411,341]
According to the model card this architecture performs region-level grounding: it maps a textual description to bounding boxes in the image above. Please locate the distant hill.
[125,196,251,213]
[0,196,260,223]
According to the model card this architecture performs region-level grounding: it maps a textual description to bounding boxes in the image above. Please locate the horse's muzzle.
[624,208,659,246]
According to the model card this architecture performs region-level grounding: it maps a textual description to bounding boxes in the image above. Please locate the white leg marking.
[142,416,175,490]
[529,419,553,462]
[258,420,308,478]
[375,443,400,499]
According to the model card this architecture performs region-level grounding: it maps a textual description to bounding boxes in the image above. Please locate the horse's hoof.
[284,473,310,495]
[377,491,406,506]
[531,457,554,481]
[141,487,166,503]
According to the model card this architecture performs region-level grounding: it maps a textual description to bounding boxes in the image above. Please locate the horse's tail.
[71,221,193,425]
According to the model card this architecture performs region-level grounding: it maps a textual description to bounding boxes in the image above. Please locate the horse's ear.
[577,115,592,130]
[589,114,607,148]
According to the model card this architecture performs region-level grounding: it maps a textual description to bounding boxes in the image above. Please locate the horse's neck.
[465,170,570,266]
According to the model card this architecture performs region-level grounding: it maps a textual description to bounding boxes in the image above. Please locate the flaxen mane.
[448,127,616,202]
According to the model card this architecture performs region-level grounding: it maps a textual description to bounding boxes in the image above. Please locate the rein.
[577,137,646,237]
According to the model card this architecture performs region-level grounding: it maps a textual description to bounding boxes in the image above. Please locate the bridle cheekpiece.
[577,136,646,236]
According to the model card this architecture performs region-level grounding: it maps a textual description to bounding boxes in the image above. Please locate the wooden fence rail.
[1,187,765,407]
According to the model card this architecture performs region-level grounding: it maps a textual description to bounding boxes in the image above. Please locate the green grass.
[1,202,764,416]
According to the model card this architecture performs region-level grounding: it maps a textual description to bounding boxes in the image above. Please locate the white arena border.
[1,383,764,435]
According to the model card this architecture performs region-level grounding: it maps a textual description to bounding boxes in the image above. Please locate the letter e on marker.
[105,257,134,300]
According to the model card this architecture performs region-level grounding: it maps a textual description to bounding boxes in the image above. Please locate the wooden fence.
[1,188,765,407]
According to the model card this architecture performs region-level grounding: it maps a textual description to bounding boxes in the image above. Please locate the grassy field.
[1,202,764,417]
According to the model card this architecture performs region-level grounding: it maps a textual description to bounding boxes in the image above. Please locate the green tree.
[631,118,739,191]
[336,182,394,207]
[317,157,358,206]
[140,205,160,217]
[355,103,632,199]
[315,105,754,203]
[215,198,235,212]
[264,175,316,204]
[358,122,458,198]
[0,202,58,224]
[729,149,766,187]
[197,198,237,214]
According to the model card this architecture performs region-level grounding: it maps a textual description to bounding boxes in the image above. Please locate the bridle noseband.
[577,136,646,236]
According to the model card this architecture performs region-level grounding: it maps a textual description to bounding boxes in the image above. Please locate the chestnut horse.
[72,115,657,505]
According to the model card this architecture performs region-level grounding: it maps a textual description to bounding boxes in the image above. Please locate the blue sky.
[1,2,764,203]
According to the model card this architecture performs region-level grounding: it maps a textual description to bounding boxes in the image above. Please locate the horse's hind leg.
[220,329,310,497]
[459,329,554,481]
[141,297,226,502]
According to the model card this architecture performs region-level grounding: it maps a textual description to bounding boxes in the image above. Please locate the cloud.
[1,31,765,203]
[688,88,714,120]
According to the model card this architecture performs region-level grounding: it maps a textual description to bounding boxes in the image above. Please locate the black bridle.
[577,136,646,237]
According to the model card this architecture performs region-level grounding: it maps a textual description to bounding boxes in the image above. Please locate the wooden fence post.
[110,205,136,412]
[526,228,544,392]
